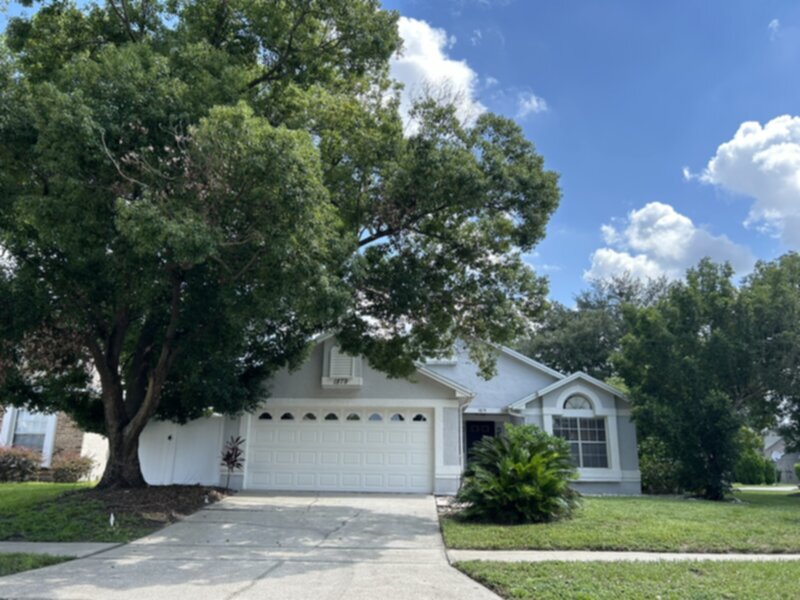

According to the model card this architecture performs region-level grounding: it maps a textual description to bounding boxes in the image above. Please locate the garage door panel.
[297,452,316,465]
[320,452,339,465]
[342,452,361,465]
[298,430,318,443]
[387,453,407,465]
[253,429,275,445]
[341,473,360,487]
[247,407,433,493]
[387,431,407,444]
[344,431,363,443]
[277,430,297,443]
[365,431,384,444]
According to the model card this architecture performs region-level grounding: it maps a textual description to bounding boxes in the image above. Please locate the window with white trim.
[552,416,608,468]
[12,410,49,453]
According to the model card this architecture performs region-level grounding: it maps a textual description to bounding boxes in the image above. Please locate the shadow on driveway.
[0,493,498,600]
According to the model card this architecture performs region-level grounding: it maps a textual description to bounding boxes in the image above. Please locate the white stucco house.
[139,336,641,495]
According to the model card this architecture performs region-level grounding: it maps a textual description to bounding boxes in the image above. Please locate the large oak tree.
[0,1,560,487]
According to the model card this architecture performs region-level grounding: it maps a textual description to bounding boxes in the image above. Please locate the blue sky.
[3,2,800,304]
[384,0,800,303]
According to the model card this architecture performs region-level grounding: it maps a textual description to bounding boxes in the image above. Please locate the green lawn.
[442,490,800,553]
[0,483,156,543]
[456,560,800,600]
[0,553,72,577]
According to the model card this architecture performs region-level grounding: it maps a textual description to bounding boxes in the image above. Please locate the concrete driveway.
[0,493,498,600]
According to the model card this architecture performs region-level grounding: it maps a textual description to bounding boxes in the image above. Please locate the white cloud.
[516,91,548,118]
[769,18,781,41]
[470,29,483,46]
[391,17,486,133]
[695,115,800,247]
[586,202,754,281]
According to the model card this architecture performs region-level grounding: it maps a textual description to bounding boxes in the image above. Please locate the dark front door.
[466,420,496,455]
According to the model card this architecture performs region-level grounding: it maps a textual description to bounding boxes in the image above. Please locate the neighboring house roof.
[508,371,627,411]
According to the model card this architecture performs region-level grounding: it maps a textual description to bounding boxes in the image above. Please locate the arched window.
[346,413,361,421]
[368,413,383,422]
[258,412,272,420]
[280,412,295,421]
[302,412,317,421]
[390,413,405,422]
[324,413,339,421]
[564,395,592,410]
[412,414,427,422]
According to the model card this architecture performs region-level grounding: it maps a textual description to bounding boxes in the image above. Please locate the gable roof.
[415,365,475,399]
[509,371,627,411]
[490,344,566,380]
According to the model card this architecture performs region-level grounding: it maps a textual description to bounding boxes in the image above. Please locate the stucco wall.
[426,345,560,411]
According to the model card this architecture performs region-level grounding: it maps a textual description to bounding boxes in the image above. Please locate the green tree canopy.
[616,257,800,499]
[0,1,560,487]
[519,274,669,380]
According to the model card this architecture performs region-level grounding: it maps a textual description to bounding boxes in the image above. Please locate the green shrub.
[763,460,777,485]
[456,424,580,524]
[734,451,765,485]
[795,463,800,483]
[0,447,40,482]
[639,437,682,494]
[50,454,94,483]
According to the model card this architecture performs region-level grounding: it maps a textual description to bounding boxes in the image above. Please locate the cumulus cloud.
[516,92,548,118]
[585,202,754,281]
[391,17,486,132]
[695,115,800,247]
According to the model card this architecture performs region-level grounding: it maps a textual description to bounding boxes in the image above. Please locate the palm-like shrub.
[456,424,580,524]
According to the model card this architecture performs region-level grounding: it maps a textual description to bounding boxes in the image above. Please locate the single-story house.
[764,431,799,484]
[0,406,108,479]
[140,336,641,495]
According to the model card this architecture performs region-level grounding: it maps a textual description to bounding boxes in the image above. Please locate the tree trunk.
[97,431,148,489]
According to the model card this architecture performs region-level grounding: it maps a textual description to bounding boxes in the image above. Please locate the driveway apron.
[0,493,498,600]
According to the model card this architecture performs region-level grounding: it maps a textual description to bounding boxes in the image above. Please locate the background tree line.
[520,253,800,500]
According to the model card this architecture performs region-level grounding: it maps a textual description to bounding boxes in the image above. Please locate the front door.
[465,420,496,457]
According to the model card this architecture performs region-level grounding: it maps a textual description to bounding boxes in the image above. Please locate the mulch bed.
[69,485,231,527]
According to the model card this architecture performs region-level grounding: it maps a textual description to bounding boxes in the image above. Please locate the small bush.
[734,451,765,485]
[639,437,682,494]
[795,463,800,484]
[0,447,40,482]
[763,460,777,485]
[50,453,94,483]
[456,424,580,524]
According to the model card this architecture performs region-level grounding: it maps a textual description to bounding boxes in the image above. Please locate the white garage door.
[246,407,433,493]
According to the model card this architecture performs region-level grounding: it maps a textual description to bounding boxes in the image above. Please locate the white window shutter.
[330,346,355,379]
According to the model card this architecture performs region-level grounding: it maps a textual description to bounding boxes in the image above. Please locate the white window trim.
[0,407,59,467]
[536,385,623,480]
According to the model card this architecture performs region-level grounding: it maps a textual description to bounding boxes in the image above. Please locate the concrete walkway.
[0,542,118,558]
[735,485,798,492]
[448,549,800,563]
[0,493,499,600]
